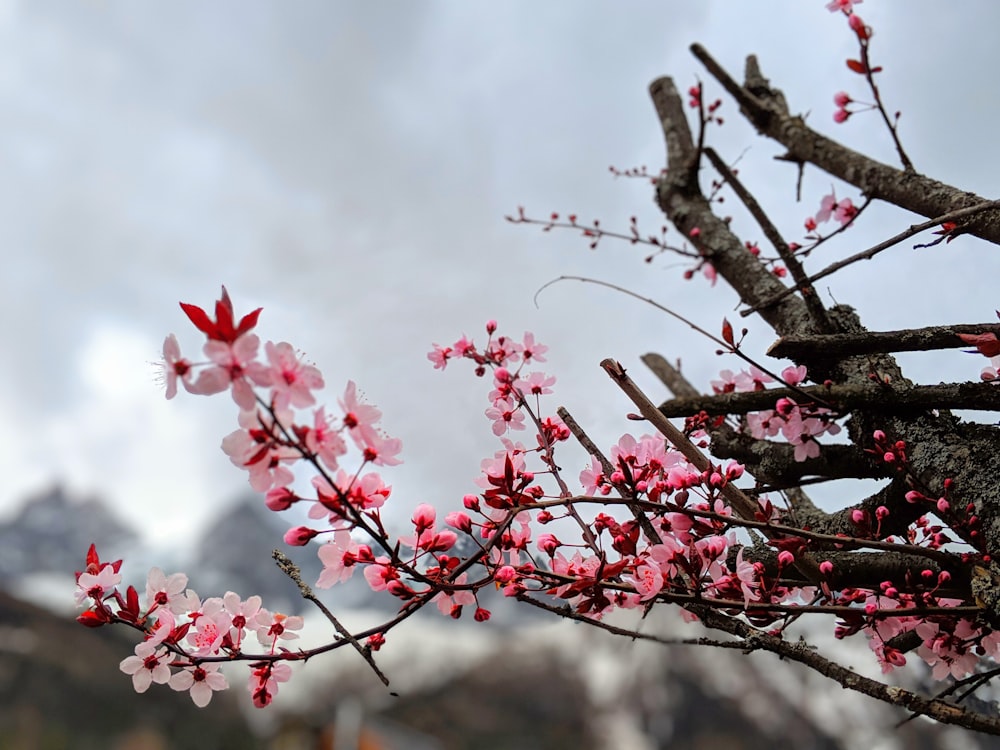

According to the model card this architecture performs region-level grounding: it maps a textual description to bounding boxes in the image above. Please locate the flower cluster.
[77,285,1000,710]
[76,544,299,707]
[712,365,843,462]
[804,190,858,233]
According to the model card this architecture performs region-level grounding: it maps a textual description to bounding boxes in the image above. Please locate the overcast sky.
[4,1,999,551]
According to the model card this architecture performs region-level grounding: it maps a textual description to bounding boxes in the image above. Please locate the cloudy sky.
[3,1,998,553]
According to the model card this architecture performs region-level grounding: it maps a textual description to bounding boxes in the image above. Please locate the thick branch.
[703,146,831,330]
[689,44,1000,248]
[692,608,1000,734]
[708,430,879,484]
[648,76,816,339]
[657,381,1000,418]
[769,323,1000,360]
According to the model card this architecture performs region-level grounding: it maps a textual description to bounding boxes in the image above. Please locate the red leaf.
[721,318,734,347]
[846,59,867,74]
[958,332,1000,358]
[180,286,263,343]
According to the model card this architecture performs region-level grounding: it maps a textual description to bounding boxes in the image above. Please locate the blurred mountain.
[8,483,1000,749]
[0,483,138,578]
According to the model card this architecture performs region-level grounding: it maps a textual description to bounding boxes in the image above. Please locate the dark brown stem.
[657,381,1000,418]
[769,322,1000,360]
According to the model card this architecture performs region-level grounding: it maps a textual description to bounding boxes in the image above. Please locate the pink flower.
[186,597,230,656]
[145,567,191,614]
[815,192,838,224]
[317,530,368,588]
[833,198,858,225]
[169,663,229,707]
[520,332,548,363]
[485,398,526,435]
[515,371,556,398]
[255,611,304,650]
[358,429,403,466]
[222,592,263,648]
[340,380,382,438]
[427,344,452,370]
[362,556,396,592]
[781,365,808,386]
[248,662,292,708]
[75,563,122,606]
[826,0,861,11]
[624,562,663,601]
[262,341,324,409]
[158,334,193,399]
[580,456,606,495]
[221,427,297,492]
[432,573,476,617]
[120,641,174,693]
[193,334,267,410]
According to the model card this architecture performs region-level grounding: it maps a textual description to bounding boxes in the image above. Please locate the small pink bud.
[474,607,491,622]
[485,320,497,334]
[936,498,950,513]
[689,227,701,238]
[777,550,795,567]
[537,533,561,556]
[463,494,481,512]
[495,565,516,584]
[284,526,318,546]
[411,503,437,531]
[819,560,834,576]
[445,511,473,533]
[833,108,850,123]
[875,506,889,520]
[851,509,866,524]
[833,91,852,107]
[265,487,297,511]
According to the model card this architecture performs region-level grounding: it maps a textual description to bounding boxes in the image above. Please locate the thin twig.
[745,202,1000,314]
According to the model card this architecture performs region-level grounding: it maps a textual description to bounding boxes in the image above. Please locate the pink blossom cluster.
[804,190,858,233]
[75,545,299,707]
[77,288,1000,707]
[714,365,843,462]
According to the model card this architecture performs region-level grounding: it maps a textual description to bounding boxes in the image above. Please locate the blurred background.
[4,1,1000,747]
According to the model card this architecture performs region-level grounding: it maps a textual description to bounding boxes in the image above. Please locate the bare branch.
[769,322,1000,360]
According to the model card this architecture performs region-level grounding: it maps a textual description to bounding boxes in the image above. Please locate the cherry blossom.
[262,340,324,409]
[120,641,174,693]
[158,334,193,399]
[169,663,229,707]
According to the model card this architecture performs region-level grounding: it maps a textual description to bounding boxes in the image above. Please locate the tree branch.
[769,322,1000,360]
[688,43,1000,249]
[657,381,1000,418]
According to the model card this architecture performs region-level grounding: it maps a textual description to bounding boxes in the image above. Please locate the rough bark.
[638,45,1000,732]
